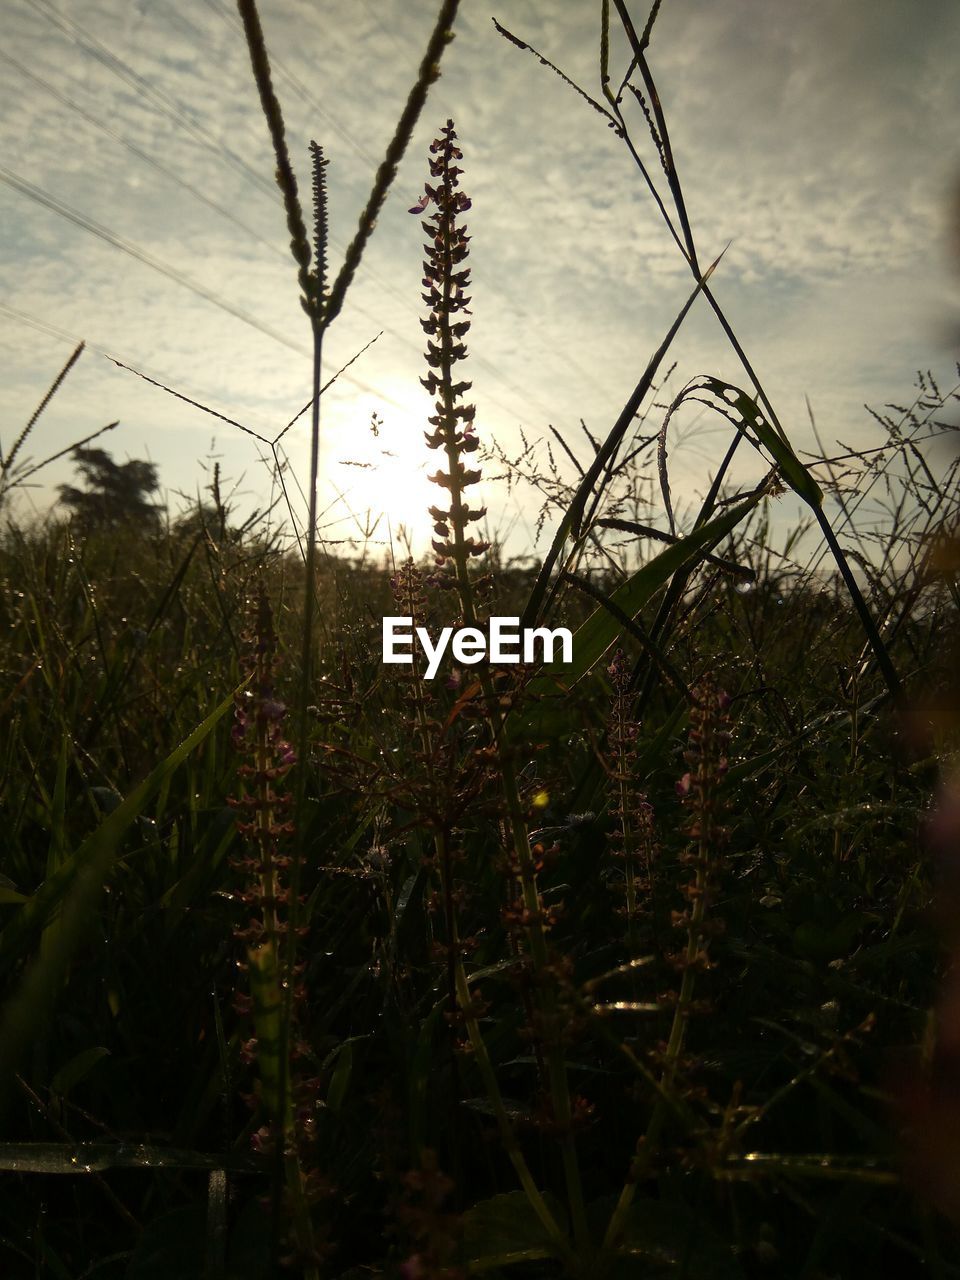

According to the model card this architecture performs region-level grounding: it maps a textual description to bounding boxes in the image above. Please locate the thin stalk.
[324,0,462,327]
[453,961,575,1267]
[598,849,709,1255]
[813,506,902,700]
[422,124,590,1259]
[495,751,591,1257]
[604,679,726,1257]
[3,341,85,481]
[400,612,568,1257]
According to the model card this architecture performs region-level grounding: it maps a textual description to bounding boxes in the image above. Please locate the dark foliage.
[57,447,161,534]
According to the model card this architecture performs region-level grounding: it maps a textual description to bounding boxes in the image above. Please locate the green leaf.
[326,1040,353,1114]
[601,1196,745,1278]
[463,1189,565,1272]
[0,1142,256,1173]
[792,915,864,963]
[40,734,70,969]
[51,1045,110,1097]
[521,268,713,632]
[0,689,237,1115]
[558,492,762,683]
[509,490,762,740]
[702,376,823,508]
[225,1196,273,1279]
[126,1205,205,1279]
[0,689,236,959]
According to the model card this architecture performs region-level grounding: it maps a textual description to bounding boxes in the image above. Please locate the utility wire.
[13,0,599,432]
[22,0,282,203]
[0,49,288,263]
[0,161,312,359]
[0,301,404,432]
[198,0,381,168]
[191,0,569,423]
[13,0,543,426]
[0,52,453,386]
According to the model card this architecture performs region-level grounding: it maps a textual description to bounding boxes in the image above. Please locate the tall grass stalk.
[237,0,462,1263]
[0,342,118,512]
[501,1,901,701]
[0,2,953,1275]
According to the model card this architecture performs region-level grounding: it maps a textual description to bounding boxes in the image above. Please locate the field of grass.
[2,2,960,1277]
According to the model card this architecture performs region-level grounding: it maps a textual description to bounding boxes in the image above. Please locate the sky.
[1,0,958,563]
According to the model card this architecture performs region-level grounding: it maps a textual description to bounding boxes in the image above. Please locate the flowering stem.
[416,120,590,1261]
[602,682,728,1257]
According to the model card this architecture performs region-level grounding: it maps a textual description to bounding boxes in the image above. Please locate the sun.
[316,388,444,557]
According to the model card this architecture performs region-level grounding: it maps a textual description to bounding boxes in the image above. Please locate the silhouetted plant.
[1,3,958,1277]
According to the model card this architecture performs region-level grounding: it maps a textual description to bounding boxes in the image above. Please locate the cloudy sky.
[1,0,958,560]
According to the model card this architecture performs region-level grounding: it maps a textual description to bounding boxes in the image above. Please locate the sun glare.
[316,388,445,557]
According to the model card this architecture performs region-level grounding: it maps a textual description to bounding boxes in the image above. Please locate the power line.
[0,300,277,439]
[12,0,514,407]
[0,162,514,433]
[191,0,568,424]
[22,0,282,204]
[0,302,88,350]
[0,161,313,358]
[21,0,379,273]
[0,49,288,264]
[0,50,440,391]
[0,301,404,431]
[198,0,381,168]
[10,0,577,431]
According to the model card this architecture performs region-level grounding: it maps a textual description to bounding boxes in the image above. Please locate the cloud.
[1,0,957,557]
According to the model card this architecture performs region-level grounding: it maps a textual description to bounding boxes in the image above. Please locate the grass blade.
[520,257,722,632]
[0,689,237,1113]
[521,488,763,708]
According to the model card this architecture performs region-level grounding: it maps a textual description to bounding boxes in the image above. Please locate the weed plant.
[1,2,960,1277]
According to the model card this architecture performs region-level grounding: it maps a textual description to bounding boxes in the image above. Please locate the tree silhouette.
[58,447,162,532]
